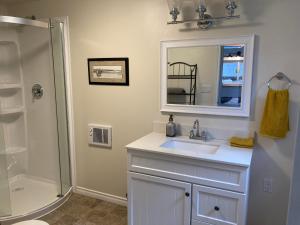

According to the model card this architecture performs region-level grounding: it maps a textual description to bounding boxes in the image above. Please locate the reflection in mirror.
[167,45,245,108]
[161,36,254,117]
[219,45,244,107]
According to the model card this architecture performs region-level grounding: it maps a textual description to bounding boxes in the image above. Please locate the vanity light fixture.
[167,0,240,29]
[167,0,183,22]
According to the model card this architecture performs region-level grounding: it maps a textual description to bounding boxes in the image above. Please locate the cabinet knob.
[214,206,220,211]
[185,192,190,197]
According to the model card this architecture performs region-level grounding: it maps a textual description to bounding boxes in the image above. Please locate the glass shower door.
[0,125,11,217]
[49,18,72,196]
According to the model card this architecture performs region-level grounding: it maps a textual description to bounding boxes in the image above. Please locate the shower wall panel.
[18,26,60,183]
[0,27,28,179]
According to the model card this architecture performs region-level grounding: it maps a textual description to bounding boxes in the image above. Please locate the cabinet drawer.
[192,184,246,225]
[128,150,249,193]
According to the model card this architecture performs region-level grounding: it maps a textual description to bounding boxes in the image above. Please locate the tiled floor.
[41,193,127,225]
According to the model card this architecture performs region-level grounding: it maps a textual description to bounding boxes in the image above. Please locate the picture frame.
[88,58,129,86]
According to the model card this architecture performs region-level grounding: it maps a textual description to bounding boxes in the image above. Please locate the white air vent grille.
[88,124,112,147]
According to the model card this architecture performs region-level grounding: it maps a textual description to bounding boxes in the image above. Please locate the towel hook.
[267,72,292,89]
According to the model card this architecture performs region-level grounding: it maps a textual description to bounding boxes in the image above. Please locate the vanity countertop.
[126,132,253,167]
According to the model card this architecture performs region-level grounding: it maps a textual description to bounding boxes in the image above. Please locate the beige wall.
[5,0,300,225]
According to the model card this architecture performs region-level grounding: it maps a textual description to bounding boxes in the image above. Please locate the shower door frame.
[0,16,49,28]
[50,16,77,190]
[0,15,76,224]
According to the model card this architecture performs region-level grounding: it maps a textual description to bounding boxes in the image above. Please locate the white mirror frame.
[160,35,255,117]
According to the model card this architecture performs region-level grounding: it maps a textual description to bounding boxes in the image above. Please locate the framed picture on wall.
[88,58,129,86]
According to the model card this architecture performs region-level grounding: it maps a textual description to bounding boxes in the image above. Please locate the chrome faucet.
[189,120,209,141]
[193,119,200,137]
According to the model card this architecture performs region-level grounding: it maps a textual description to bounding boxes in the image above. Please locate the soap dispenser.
[166,114,176,137]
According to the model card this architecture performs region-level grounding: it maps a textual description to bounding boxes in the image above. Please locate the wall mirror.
[160,35,255,117]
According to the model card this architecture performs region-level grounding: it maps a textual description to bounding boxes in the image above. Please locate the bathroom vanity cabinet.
[126,133,253,225]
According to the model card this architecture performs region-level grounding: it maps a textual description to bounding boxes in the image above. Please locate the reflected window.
[222,61,244,82]
[222,46,244,85]
[218,45,245,107]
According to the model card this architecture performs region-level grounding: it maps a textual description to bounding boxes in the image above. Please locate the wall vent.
[88,124,112,148]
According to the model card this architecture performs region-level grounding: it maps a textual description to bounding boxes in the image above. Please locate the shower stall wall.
[0,16,73,224]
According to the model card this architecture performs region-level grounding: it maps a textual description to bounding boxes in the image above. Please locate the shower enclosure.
[0,16,72,224]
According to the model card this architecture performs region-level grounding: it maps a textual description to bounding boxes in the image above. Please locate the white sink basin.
[160,139,219,154]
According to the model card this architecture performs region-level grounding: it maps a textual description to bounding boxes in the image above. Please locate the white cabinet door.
[128,172,192,225]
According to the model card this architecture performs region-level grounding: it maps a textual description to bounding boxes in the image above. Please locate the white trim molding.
[160,35,255,117]
[75,186,128,207]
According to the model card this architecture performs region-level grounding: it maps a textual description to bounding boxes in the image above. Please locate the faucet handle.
[189,129,194,138]
[193,119,199,128]
[200,130,208,141]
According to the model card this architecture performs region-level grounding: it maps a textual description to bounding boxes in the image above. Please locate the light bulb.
[167,0,183,11]
[193,0,206,8]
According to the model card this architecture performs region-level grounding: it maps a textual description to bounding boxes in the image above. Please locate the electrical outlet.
[263,178,273,193]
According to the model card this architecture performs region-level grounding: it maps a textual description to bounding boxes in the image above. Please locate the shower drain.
[12,187,25,192]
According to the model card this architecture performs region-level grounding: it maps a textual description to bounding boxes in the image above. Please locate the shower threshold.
[0,174,72,225]
[9,174,59,216]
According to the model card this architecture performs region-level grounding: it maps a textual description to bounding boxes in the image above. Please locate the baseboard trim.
[74,186,127,206]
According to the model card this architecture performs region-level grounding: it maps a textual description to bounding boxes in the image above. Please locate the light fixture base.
[197,14,213,29]
[226,1,237,17]
[170,7,180,22]
[166,0,240,30]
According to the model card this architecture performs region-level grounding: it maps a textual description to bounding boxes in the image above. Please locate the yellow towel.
[230,136,254,148]
[260,88,289,139]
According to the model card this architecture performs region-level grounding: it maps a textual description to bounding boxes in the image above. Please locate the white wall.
[287,110,300,225]
[5,0,300,225]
